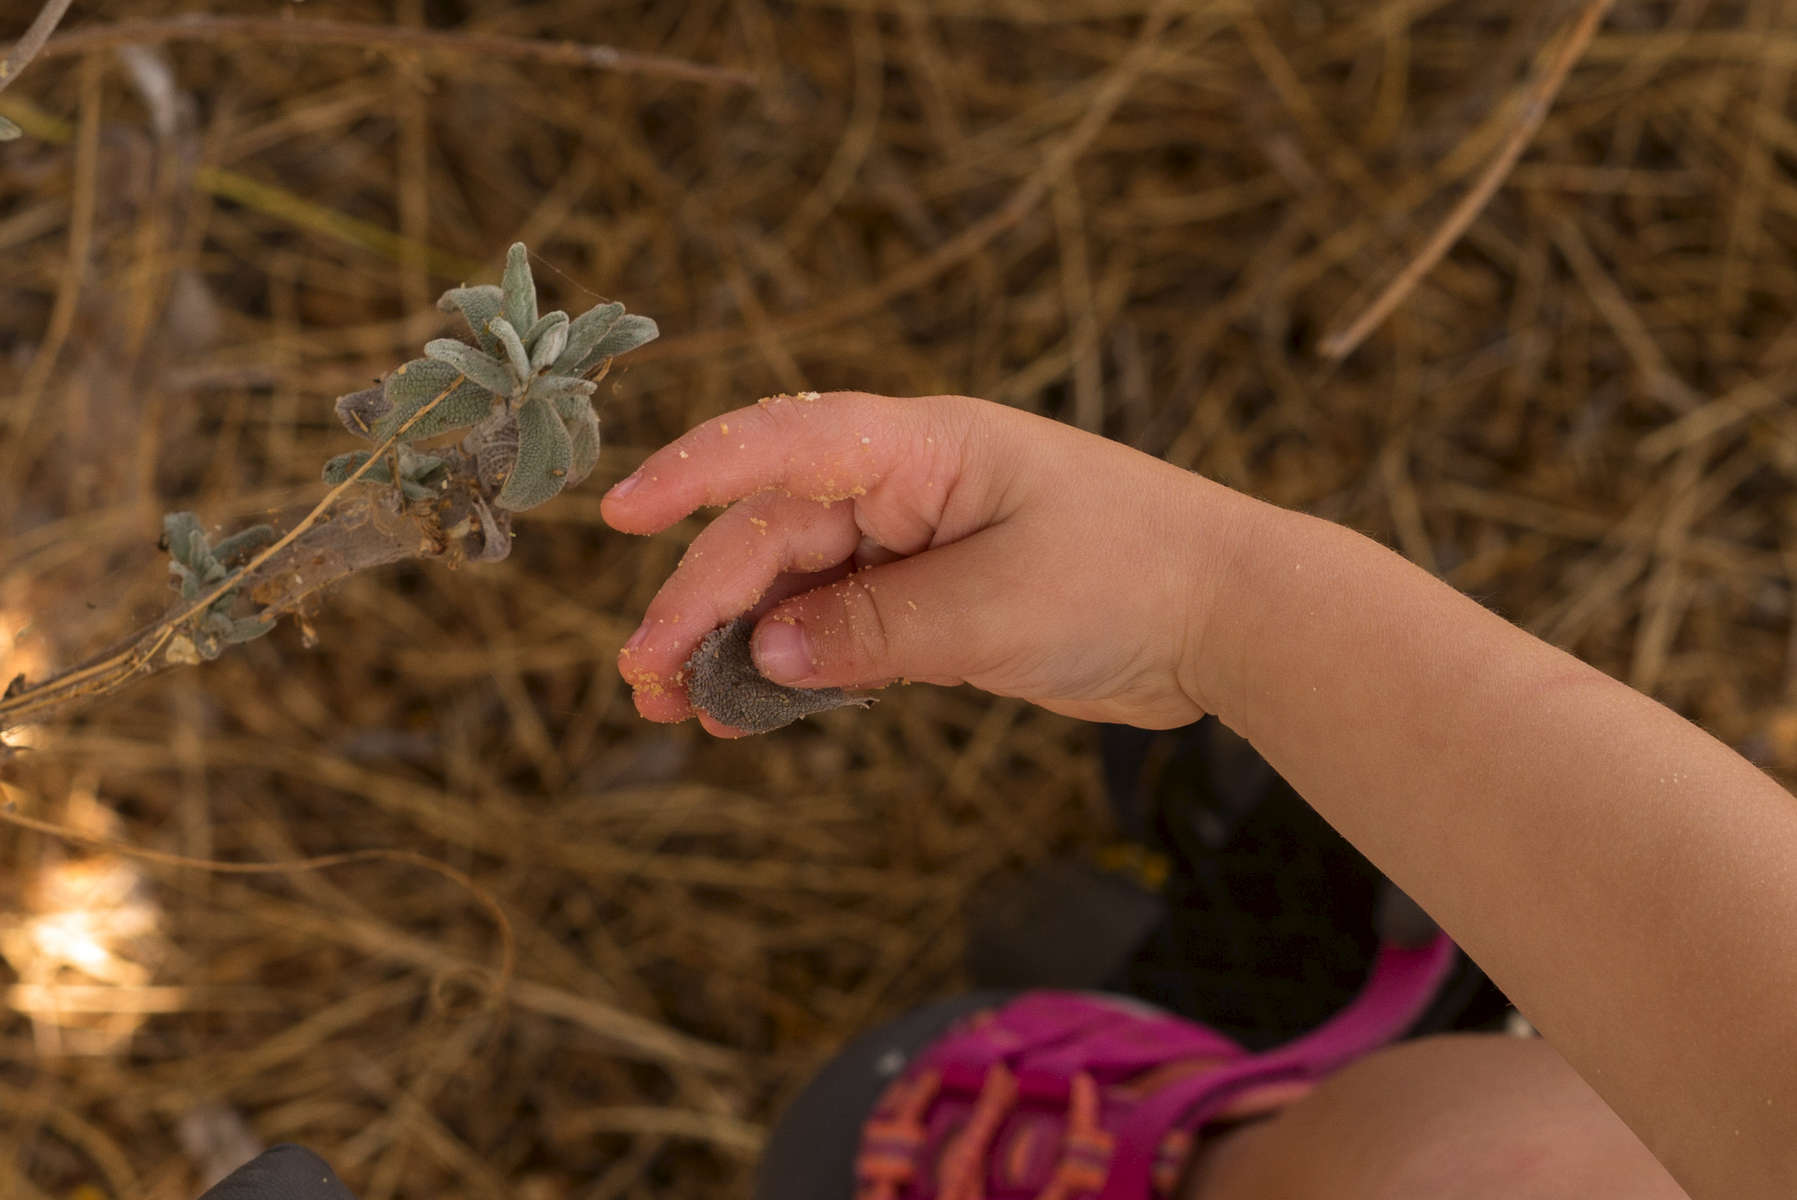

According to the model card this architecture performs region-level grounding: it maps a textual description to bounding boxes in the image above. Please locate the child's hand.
[600,392,1251,736]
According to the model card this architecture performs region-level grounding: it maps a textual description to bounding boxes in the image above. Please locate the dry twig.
[0,0,76,96]
[0,377,480,734]
[1318,0,1618,360]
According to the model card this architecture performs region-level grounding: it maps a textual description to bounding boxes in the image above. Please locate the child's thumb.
[750,540,994,690]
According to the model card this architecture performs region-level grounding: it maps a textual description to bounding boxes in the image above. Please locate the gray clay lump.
[683,617,873,733]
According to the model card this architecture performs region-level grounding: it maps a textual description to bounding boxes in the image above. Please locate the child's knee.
[1198,1035,1689,1200]
[1336,1036,1688,1199]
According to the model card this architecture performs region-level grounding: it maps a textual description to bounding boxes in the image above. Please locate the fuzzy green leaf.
[398,446,449,482]
[437,285,504,355]
[163,513,207,570]
[193,619,228,660]
[527,312,570,373]
[563,313,659,378]
[591,313,659,359]
[532,374,599,419]
[163,511,249,620]
[501,243,538,337]
[549,302,624,376]
[496,396,573,511]
[212,524,277,566]
[334,385,390,441]
[487,317,532,385]
[474,412,519,494]
[324,446,447,492]
[0,117,22,141]
[226,616,276,644]
[322,451,378,484]
[523,310,568,351]
[564,402,602,488]
[375,359,498,443]
[424,338,515,399]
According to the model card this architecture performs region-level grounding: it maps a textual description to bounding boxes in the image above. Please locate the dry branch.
[1318,0,1618,360]
[0,0,75,96]
[0,394,500,737]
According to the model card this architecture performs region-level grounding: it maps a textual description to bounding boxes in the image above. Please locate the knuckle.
[739,395,819,467]
[746,392,810,432]
[825,571,894,670]
[689,488,778,553]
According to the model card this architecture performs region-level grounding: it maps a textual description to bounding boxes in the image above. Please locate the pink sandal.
[757,933,1456,1199]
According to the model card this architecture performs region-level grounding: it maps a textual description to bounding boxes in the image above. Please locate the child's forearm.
[1196,492,1797,1198]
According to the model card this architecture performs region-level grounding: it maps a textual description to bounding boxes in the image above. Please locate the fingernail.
[753,621,812,683]
[623,622,649,652]
[608,470,643,499]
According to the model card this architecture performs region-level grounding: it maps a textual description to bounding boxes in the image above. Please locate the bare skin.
[602,391,1797,1199]
[1187,1035,1692,1200]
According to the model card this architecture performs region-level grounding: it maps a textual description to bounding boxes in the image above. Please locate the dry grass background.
[3,0,1796,1195]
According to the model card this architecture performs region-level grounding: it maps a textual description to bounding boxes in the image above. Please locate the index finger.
[599,390,958,534]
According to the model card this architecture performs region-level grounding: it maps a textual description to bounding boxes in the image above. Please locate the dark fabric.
[966,859,1167,991]
[199,1146,358,1200]
[754,993,1010,1200]
[1102,717,1510,1048]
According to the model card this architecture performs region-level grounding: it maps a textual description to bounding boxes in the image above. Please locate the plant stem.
[0,380,502,737]
[0,0,77,97]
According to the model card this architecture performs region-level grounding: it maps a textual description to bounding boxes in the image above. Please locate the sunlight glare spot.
[0,785,171,1055]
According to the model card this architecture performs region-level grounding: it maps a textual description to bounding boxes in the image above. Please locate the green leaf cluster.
[321,444,449,502]
[327,243,658,511]
[163,512,277,659]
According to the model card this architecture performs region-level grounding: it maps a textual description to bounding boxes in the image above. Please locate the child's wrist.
[1173,482,1283,728]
